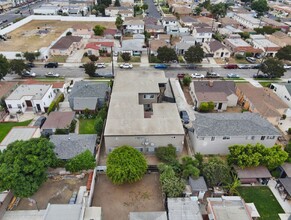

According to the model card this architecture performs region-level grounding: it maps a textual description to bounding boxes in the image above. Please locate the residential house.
[270,83,291,108]
[190,112,280,155]
[168,198,203,220]
[149,39,168,56]
[204,40,231,58]
[145,24,165,36]
[105,6,133,17]
[234,165,272,184]
[0,126,41,151]
[50,36,83,56]
[162,16,179,34]
[22,80,66,94]
[121,38,146,56]
[0,81,18,120]
[250,35,280,57]
[224,36,261,55]
[279,163,291,178]
[267,31,291,48]
[144,16,158,26]
[192,27,213,44]
[71,24,93,39]
[103,28,121,38]
[41,111,75,136]
[236,83,288,125]
[123,19,144,34]
[272,5,291,18]
[118,9,133,18]
[85,41,114,56]
[175,42,192,55]
[190,80,238,111]
[33,5,58,15]
[68,81,110,113]
[5,84,55,114]
[50,134,97,160]
[171,5,192,16]
[181,35,196,44]
[261,17,289,31]
[207,196,259,220]
[217,25,242,37]
[220,17,240,28]
[232,13,263,29]
[104,71,185,154]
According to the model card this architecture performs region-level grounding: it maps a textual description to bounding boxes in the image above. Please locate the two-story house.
[123,19,145,34]
[162,16,179,34]
[192,27,213,44]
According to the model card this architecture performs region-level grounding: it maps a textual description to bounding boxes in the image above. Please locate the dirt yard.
[14,175,88,210]
[0,20,115,52]
[92,174,165,220]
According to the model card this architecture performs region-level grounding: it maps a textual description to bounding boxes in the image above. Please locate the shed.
[189,176,208,199]
[234,166,272,184]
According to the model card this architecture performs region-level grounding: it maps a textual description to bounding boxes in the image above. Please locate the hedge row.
[47,93,65,114]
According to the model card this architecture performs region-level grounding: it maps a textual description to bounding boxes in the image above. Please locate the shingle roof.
[51,36,82,50]
[180,16,198,23]
[163,16,177,22]
[0,81,18,98]
[50,134,97,159]
[195,27,212,33]
[189,176,208,192]
[209,40,227,52]
[193,112,281,137]
[281,163,291,177]
[42,112,75,130]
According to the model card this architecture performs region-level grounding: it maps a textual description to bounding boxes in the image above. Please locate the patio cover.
[234,166,272,179]
[278,178,291,196]
[281,163,291,177]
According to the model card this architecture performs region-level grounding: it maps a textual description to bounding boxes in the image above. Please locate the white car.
[22,71,36,77]
[96,63,106,68]
[119,63,133,69]
[284,64,291,70]
[191,73,205,79]
[45,72,60,78]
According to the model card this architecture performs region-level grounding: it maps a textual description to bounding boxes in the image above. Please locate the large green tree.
[184,45,204,63]
[114,0,121,6]
[141,3,148,11]
[157,46,177,63]
[65,150,95,172]
[210,3,228,20]
[181,156,200,179]
[0,54,10,80]
[83,62,97,77]
[121,52,131,62]
[93,25,106,36]
[106,145,147,184]
[155,144,177,163]
[262,145,288,170]
[276,45,291,61]
[9,59,27,76]
[251,0,269,15]
[260,57,285,78]
[0,138,57,198]
[115,15,124,30]
[23,52,36,62]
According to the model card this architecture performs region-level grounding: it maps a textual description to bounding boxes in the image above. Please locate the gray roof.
[145,24,164,30]
[193,112,281,137]
[195,27,212,33]
[180,16,198,23]
[168,198,203,220]
[176,42,192,50]
[235,165,272,179]
[50,134,97,159]
[44,204,82,220]
[279,178,291,196]
[189,176,208,192]
[68,81,109,110]
[129,212,167,220]
[6,84,51,100]
[209,40,227,52]
[122,39,145,51]
[285,84,291,96]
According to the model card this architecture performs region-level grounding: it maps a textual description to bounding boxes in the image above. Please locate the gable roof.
[85,42,113,50]
[193,81,236,102]
[209,40,227,52]
[193,112,281,137]
[285,84,291,96]
[42,112,75,130]
[163,16,177,22]
[281,163,291,177]
[124,19,144,26]
[122,39,145,51]
[103,28,118,36]
[144,16,158,25]
[50,134,97,159]
[195,27,212,33]
[51,36,82,50]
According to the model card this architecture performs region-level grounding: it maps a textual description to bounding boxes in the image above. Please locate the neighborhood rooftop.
[6,84,52,100]
[42,112,75,130]
[193,112,280,137]
[51,36,82,50]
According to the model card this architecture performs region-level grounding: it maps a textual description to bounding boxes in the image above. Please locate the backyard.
[238,186,284,220]
[79,119,96,134]
[0,120,32,142]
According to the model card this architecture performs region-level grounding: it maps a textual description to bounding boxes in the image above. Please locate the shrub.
[182,75,192,87]
[69,119,77,133]
[88,55,98,62]
[47,101,56,114]
[235,54,244,60]
[55,128,69,134]
[288,128,291,135]
[245,52,252,57]
[198,101,215,112]
[47,93,65,114]
[65,150,96,172]
[94,117,104,136]
[149,55,161,63]
[155,144,177,163]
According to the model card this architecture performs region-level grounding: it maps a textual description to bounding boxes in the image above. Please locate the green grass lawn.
[238,186,284,220]
[0,120,32,142]
[79,119,96,134]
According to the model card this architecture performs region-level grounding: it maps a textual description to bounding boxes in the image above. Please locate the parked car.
[206,72,220,78]
[179,110,190,124]
[33,116,46,128]
[22,71,36,77]
[93,73,114,78]
[185,64,197,69]
[191,73,205,79]
[45,72,60,78]
[154,64,168,69]
[253,73,269,78]
[119,63,133,69]
[15,10,20,14]
[284,64,291,70]
[224,64,238,69]
[177,73,186,79]
[237,64,252,69]
[44,62,58,68]
[255,54,264,59]
[227,73,240,78]
[246,57,257,63]
[96,63,106,68]
[26,62,35,68]
[251,64,261,69]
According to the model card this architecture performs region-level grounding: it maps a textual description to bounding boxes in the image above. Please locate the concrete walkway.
[140,53,149,67]
[244,78,263,88]
[268,179,291,214]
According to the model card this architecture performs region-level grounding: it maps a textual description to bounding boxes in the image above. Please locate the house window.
[17,104,21,108]
[144,94,154,99]
[147,147,155,152]
[8,104,12,109]
[225,52,229,55]
[223,136,230,140]
[211,137,215,141]
[267,136,275,139]
[261,136,265,140]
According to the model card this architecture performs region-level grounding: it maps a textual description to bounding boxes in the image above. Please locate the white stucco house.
[5,84,55,114]
[270,83,291,108]
[189,112,281,155]
[123,20,144,34]
[192,27,213,44]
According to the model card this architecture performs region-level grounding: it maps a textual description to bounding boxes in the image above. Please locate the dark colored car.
[180,110,190,124]
[44,62,58,68]
[93,73,114,78]
[224,64,238,69]
[33,116,46,128]
[253,73,269,78]
[154,64,168,69]
[206,72,221,78]
[26,62,35,68]
[251,64,262,69]
[3,19,8,23]
[177,73,185,79]
[185,64,197,69]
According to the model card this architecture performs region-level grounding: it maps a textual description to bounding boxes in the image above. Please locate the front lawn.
[238,186,284,220]
[117,55,141,63]
[79,119,96,134]
[0,120,32,142]
[48,55,68,63]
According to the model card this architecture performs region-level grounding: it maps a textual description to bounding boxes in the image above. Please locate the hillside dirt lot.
[0,20,115,52]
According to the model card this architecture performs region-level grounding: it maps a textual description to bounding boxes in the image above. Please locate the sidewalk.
[244,78,263,88]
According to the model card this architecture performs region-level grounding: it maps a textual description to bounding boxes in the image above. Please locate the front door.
[36,104,41,112]
[25,100,32,107]
[220,52,224,57]
[218,103,223,110]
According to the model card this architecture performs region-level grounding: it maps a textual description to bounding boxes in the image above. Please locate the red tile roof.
[85,42,101,50]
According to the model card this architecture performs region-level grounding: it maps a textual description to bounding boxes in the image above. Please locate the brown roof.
[0,81,18,98]
[194,81,236,102]
[51,36,82,50]
[195,27,212,33]
[42,112,75,130]
[150,39,168,52]
[172,6,192,15]
[235,166,272,179]
[209,40,227,52]
[237,83,288,118]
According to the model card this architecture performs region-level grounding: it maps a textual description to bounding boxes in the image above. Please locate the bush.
[94,117,104,136]
[288,128,291,135]
[69,119,77,133]
[235,54,244,60]
[88,55,98,62]
[149,55,161,63]
[47,93,65,114]
[155,144,177,163]
[47,101,56,114]
[65,150,95,172]
[182,75,192,87]
[245,52,252,57]
[198,101,215,112]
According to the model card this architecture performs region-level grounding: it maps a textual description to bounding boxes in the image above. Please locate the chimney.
[209,80,213,87]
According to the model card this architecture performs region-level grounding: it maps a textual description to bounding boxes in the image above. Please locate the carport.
[276,178,291,201]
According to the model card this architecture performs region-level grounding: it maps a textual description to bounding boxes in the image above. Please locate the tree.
[9,59,27,75]
[194,6,202,15]
[276,45,291,61]
[34,51,41,61]
[251,0,269,15]
[114,0,121,6]
[182,75,192,87]
[254,26,280,35]
[141,3,148,11]
[88,54,99,62]
[157,46,177,63]
[0,138,57,198]
[66,31,72,36]
[65,150,95,172]
[198,101,215,112]
[238,32,250,40]
[0,54,10,80]
[83,62,97,77]
[23,52,36,62]
[115,15,124,30]
[261,145,288,170]
[121,52,131,62]
[184,45,204,63]
[202,157,231,186]
[94,117,104,136]
[260,57,285,78]
[223,175,241,196]
[106,145,147,184]
[94,4,106,16]
[155,144,177,163]
[210,3,228,20]
[93,25,106,36]
[181,156,200,179]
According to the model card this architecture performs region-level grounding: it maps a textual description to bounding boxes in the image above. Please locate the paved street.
[143,0,161,19]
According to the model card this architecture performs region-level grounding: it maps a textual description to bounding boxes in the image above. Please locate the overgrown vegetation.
[47,93,65,114]
[65,150,96,172]
[198,101,215,112]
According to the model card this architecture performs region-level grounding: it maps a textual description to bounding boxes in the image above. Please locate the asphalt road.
[143,0,161,19]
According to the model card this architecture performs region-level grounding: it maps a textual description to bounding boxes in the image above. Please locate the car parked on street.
[154,64,168,69]
[45,72,60,78]
[253,73,269,78]
[237,64,252,69]
[44,62,58,68]
[206,72,221,78]
[119,63,133,69]
[96,63,106,68]
[179,110,189,124]
[227,73,240,78]
[93,73,114,78]
[284,64,291,70]
[22,71,36,77]
[246,57,257,63]
[185,64,197,69]
[224,64,238,69]
[191,73,205,79]
[177,73,186,79]
[26,62,35,68]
